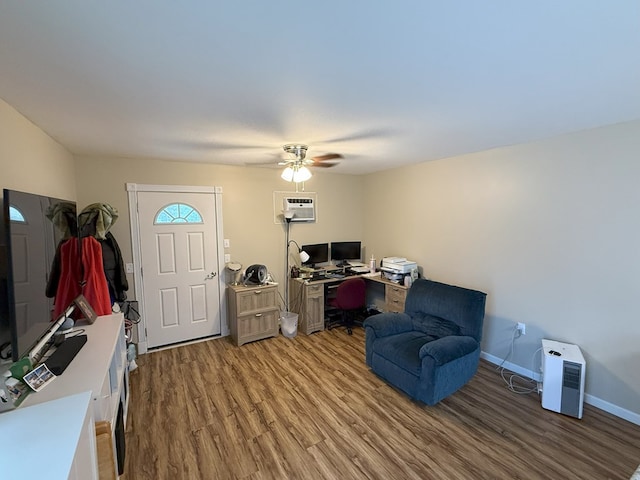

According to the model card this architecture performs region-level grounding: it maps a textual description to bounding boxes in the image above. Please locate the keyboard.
[325,273,345,279]
[348,261,366,268]
[350,266,371,274]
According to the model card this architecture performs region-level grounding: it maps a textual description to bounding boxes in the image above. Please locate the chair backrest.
[334,277,367,310]
[404,278,487,341]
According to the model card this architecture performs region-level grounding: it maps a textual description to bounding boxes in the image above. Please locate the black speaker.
[244,264,268,284]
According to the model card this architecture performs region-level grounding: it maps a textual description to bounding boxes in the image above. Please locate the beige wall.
[4,97,638,421]
[363,120,640,419]
[73,155,365,308]
[0,98,76,198]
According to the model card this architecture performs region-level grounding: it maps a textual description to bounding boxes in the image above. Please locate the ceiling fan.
[279,144,343,183]
[280,144,342,168]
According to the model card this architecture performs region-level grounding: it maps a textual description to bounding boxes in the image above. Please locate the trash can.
[280,311,298,338]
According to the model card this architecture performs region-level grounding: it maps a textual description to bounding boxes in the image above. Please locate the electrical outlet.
[224,254,231,263]
[517,322,526,335]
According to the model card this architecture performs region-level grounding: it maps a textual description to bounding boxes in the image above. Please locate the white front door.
[133,187,224,349]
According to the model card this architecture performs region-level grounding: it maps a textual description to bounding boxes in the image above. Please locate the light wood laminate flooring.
[124,327,640,479]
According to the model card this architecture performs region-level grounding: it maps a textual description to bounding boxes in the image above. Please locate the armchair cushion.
[373,331,436,376]
[364,312,413,338]
[411,313,461,338]
[419,335,479,366]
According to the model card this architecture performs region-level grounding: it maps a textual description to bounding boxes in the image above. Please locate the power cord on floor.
[496,325,540,394]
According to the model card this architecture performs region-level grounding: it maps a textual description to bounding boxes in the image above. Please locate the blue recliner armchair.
[364,278,487,405]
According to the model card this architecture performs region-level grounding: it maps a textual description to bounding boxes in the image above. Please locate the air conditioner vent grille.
[562,362,581,390]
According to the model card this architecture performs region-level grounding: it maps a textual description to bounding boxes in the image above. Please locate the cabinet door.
[305,287,325,333]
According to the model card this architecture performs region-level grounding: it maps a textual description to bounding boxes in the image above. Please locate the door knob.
[205,271,217,280]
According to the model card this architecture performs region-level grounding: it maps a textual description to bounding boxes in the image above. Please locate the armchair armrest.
[419,335,479,366]
[363,312,413,338]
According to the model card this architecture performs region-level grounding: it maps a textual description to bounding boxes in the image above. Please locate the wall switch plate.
[224,239,230,248]
[125,263,134,274]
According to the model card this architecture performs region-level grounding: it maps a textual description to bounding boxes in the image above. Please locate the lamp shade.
[294,166,312,182]
[299,250,310,263]
[281,166,294,182]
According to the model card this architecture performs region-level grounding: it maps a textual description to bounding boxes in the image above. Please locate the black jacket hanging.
[100,232,128,303]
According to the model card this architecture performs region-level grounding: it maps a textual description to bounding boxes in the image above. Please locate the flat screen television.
[0,189,77,362]
[301,243,329,268]
[331,241,362,266]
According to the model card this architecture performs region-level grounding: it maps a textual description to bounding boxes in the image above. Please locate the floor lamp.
[283,211,309,312]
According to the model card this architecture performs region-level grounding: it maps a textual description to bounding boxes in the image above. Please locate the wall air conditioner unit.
[541,339,586,419]
[283,197,315,222]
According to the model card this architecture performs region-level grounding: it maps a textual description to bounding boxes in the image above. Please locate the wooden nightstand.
[227,283,279,346]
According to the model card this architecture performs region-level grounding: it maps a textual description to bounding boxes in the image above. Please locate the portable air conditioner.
[283,197,315,222]
[541,339,586,419]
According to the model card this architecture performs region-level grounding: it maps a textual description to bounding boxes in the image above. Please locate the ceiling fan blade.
[181,140,272,150]
[244,153,291,167]
[311,153,343,162]
[320,128,393,144]
[310,161,339,168]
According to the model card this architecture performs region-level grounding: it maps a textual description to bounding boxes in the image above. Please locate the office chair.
[327,277,366,335]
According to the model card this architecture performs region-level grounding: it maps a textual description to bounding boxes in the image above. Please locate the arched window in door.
[9,205,26,223]
[154,203,203,224]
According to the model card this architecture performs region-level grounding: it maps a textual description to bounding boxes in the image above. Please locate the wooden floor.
[123,327,640,480]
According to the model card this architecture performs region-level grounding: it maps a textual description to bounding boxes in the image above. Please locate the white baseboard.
[481,351,542,383]
[480,351,640,426]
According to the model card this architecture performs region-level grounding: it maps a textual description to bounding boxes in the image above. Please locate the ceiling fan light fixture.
[281,164,312,183]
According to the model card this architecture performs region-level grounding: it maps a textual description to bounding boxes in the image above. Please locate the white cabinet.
[20,313,129,478]
[0,391,99,479]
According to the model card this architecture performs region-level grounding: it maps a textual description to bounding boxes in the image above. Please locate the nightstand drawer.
[234,286,277,315]
[237,308,279,341]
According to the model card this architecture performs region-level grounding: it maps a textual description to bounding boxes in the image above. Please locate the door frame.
[126,183,228,354]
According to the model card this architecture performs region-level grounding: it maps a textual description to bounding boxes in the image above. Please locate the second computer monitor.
[301,243,329,268]
[331,241,362,266]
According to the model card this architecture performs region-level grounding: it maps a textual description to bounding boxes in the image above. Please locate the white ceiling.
[1,1,639,175]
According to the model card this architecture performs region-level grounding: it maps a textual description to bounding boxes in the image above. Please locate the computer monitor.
[301,243,329,268]
[331,241,362,266]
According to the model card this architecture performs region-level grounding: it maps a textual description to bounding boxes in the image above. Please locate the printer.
[382,257,417,273]
[380,257,418,283]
